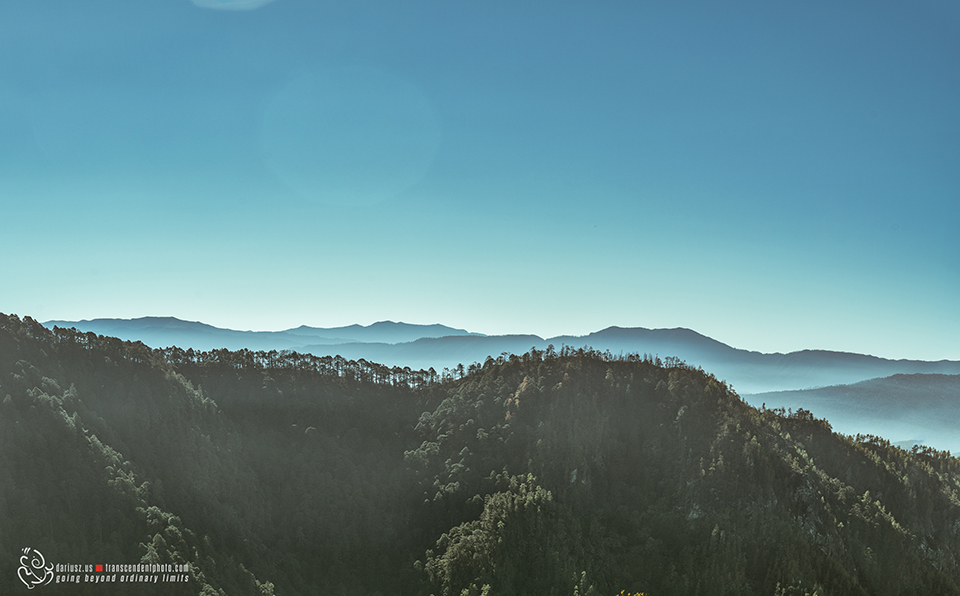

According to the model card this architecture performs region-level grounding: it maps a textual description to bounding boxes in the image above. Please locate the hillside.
[4,312,960,595]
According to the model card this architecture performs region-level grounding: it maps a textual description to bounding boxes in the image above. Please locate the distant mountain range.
[43,317,960,395]
[748,373,960,453]
[43,317,484,351]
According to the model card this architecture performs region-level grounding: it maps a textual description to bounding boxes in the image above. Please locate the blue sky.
[1,0,957,360]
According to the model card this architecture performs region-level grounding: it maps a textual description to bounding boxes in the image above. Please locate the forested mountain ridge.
[44,318,960,396]
[3,312,960,595]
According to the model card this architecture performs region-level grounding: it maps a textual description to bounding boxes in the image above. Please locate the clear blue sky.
[1,0,957,360]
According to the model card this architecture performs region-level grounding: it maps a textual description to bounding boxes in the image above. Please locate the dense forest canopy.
[1,312,959,595]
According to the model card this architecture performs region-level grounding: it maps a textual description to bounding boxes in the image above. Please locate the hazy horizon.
[31,312,960,363]
[2,1,957,362]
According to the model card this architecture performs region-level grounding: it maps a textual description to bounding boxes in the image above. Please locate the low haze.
[1,1,957,360]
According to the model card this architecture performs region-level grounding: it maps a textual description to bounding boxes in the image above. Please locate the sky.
[1,0,957,360]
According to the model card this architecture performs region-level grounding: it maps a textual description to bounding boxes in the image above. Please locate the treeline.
[42,313,691,387]
[1,312,959,595]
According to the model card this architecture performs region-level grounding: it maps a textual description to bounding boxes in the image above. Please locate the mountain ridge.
[43,316,483,349]
[747,372,960,453]
[5,312,960,595]
[42,316,960,395]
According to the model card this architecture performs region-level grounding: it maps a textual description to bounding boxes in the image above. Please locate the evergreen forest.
[1,312,959,595]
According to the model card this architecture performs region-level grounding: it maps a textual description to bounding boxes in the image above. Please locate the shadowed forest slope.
[2,313,959,595]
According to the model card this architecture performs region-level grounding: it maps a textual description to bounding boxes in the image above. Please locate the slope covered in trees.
[2,313,959,595]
